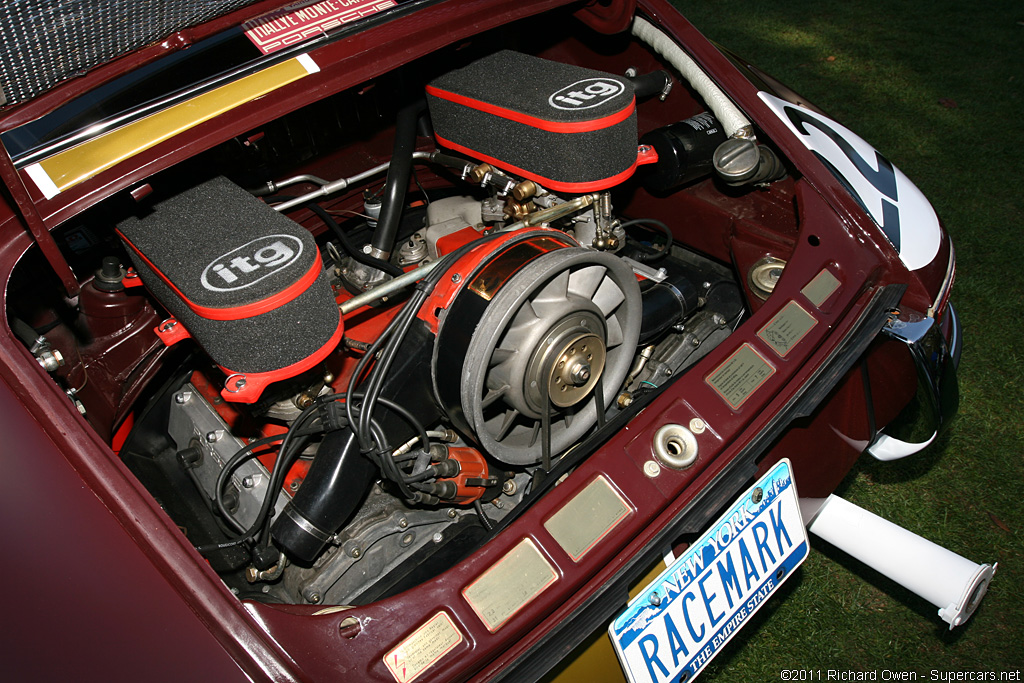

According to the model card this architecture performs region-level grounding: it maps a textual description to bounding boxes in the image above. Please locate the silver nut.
[398,517,408,529]
[205,430,222,443]
[643,460,661,478]
[174,391,192,404]
[447,508,457,519]
[689,418,706,435]
[432,532,444,544]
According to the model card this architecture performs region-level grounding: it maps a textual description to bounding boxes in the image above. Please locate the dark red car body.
[0,0,957,680]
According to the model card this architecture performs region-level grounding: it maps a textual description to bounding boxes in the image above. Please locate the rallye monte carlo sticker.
[243,0,397,55]
[759,92,941,271]
[610,459,807,683]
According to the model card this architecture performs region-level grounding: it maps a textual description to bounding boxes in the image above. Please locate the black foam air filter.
[117,177,341,378]
[426,51,638,193]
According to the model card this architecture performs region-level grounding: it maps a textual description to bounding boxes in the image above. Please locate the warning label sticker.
[802,269,841,308]
[706,343,776,409]
[462,538,559,632]
[757,301,818,358]
[383,612,463,683]
[243,0,397,55]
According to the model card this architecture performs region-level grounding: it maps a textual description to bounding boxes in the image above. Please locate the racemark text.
[611,462,807,683]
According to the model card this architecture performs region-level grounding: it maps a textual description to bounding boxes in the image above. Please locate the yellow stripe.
[37,56,316,193]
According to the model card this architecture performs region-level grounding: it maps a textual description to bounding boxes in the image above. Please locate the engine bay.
[6,9,804,608]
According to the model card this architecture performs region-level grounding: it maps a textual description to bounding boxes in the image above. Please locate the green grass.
[666,0,1024,677]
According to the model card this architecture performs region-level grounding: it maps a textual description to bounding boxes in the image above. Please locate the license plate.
[609,459,808,683]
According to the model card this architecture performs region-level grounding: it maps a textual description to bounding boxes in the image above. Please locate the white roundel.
[200,234,304,292]
[759,92,941,271]
[548,78,626,111]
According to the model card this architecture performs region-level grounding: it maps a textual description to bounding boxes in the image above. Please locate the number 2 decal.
[759,92,940,271]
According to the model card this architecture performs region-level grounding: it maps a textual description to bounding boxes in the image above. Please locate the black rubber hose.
[627,70,672,99]
[270,428,378,563]
[620,218,674,262]
[305,202,404,277]
[370,99,426,256]
[11,317,40,348]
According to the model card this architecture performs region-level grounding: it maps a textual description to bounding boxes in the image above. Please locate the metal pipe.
[339,259,444,314]
[271,152,445,212]
[501,193,597,233]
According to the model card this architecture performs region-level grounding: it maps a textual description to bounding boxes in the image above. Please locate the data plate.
[609,459,808,683]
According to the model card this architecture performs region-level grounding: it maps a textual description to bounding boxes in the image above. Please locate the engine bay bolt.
[338,617,362,639]
[205,430,223,443]
[242,476,255,488]
[451,273,462,283]
[307,592,322,604]
[568,361,591,385]
[643,460,662,478]
[348,546,362,559]
[702,281,711,290]
[502,480,517,495]
[174,391,192,404]
[432,532,444,544]
[398,517,408,528]
[689,418,707,434]
[617,392,633,409]
[447,508,458,519]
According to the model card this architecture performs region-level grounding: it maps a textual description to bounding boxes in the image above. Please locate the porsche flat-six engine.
[13,42,784,607]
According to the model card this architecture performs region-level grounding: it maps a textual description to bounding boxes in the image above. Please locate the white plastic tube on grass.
[631,16,752,139]
[801,495,996,628]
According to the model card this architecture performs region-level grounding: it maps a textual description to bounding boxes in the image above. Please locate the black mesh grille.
[0,0,263,105]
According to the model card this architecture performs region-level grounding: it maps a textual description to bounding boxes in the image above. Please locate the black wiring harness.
[196,230,505,560]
